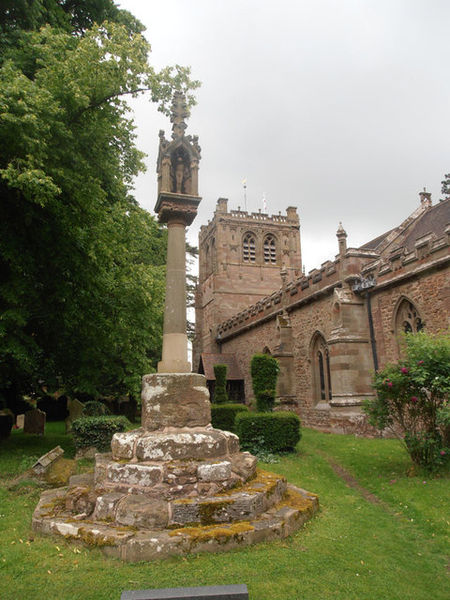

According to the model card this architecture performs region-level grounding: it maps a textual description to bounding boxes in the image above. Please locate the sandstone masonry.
[194,194,450,434]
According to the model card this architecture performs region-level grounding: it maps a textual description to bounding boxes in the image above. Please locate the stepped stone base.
[32,373,319,560]
[32,472,318,562]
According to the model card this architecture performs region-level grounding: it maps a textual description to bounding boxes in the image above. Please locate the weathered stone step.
[94,452,257,501]
[170,470,287,526]
[111,428,240,462]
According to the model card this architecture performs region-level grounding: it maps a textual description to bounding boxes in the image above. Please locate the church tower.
[193,199,302,369]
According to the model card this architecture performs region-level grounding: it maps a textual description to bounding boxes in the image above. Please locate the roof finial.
[336,221,347,237]
[170,91,189,139]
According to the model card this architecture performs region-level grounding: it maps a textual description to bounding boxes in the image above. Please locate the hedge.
[211,403,249,433]
[235,411,301,453]
[72,415,130,452]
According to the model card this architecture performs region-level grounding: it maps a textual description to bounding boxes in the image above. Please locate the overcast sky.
[117,0,450,272]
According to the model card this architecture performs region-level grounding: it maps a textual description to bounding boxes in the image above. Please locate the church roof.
[360,197,450,255]
[199,353,244,381]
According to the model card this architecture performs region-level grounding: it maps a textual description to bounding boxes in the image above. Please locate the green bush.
[211,403,249,433]
[213,364,228,404]
[72,415,130,452]
[236,411,301,453]
[250,354,279,412]
[365,331,450,471]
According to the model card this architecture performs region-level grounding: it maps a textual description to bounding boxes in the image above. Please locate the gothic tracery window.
[311,333,332,403]
[263,234,277,264]
[243,233,256,263]
[395,299,424,335]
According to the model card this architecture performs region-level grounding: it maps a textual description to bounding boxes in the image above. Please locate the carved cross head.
[171,92,189,139]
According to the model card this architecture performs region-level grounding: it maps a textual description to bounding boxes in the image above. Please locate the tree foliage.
[364,332,450,471]
[0,3,199,410]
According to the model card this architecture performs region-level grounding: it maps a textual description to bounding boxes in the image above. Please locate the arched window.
[395,299,424,335]
[311,333,332,404]
[263,234,277,264]
[243,233,256,263]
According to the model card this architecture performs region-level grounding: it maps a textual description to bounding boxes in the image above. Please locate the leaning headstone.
[32,446,64,477]
[65,398,84,433]
[23,408,46,435]
[120,584,249,600]
[31,446,75,485]
[16,414,25,429]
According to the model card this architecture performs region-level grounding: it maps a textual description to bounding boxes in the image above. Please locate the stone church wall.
[195,196,450,435]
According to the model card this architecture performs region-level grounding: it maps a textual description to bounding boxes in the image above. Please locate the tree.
[0,7,199,411]
[364,332,450,471]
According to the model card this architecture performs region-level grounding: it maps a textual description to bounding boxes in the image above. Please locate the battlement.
[215,224,450,342]
[229,209,289,223]
[216,255,342,341]
[199,200,299,242]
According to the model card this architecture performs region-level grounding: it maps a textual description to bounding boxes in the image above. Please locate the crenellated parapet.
[216,223,450,342]
[216,253,344,341]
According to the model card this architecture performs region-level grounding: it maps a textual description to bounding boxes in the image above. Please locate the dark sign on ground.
[120,584,249,600]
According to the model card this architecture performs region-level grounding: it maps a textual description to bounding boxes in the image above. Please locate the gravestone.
[16,414,25,429]
[32,446,64,476]
[65,398,84,432]
[120,584,249,600]
[23,408,46,435]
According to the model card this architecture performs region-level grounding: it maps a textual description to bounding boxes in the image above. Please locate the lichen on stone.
[169,521,254,547]
[197,499,233,525]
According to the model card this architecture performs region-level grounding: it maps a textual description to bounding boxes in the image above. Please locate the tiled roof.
[199,353,244,380]
[360,198,450,255]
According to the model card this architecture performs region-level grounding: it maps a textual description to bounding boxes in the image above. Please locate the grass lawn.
[0,423,448,600]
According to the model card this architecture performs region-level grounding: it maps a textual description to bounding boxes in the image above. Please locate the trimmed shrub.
[72,415,130,452]
[236,411,301,453]
[211,403,249,433]
[213,364,228,404]
[250,354,279,412]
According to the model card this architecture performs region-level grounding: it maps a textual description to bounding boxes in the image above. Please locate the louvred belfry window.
[243,233,256,262]
[263,235,276,263]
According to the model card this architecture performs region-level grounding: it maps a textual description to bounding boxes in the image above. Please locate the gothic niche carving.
[172,147,192,194]
[156,92,201,196]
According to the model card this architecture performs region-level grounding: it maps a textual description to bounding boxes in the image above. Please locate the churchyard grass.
[0,425,448,600]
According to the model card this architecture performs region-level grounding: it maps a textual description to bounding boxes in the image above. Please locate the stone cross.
[155,94,201,373]
[170,91,189,140]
